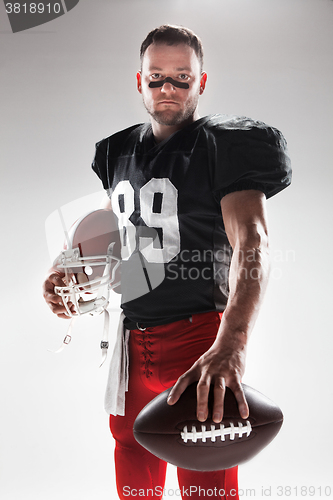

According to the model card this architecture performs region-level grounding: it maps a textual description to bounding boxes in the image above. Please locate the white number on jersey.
[111,178,180,263]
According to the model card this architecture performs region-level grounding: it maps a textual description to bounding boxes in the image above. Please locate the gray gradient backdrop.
[1,0,332,498]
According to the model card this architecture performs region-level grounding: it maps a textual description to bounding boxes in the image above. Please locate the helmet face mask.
[53,210,121,317]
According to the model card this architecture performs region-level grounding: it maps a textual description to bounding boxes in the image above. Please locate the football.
[133,383,283,471]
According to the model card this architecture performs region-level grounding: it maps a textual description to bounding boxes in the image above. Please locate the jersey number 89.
[111,178,180,264]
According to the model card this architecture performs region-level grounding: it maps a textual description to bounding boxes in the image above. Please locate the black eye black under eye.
[149,77,189,89]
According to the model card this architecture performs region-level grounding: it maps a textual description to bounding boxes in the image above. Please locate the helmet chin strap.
[148,77,189,89]
[49,258,119,367]
[47,316,76,355]
[48,308,110,367]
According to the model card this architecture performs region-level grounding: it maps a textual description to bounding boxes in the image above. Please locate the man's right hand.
[42,272,75,319]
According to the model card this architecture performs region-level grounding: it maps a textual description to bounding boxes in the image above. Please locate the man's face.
[137,43,207,127]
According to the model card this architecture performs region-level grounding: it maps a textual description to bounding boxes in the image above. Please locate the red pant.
[110,311,239,500]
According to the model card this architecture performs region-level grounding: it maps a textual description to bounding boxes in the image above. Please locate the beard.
[148,108,189,126]
[142,93,200,126]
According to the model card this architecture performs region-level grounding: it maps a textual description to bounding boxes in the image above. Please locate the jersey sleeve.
[210,121,292,200]
[91,138,112,192]
[91,124,144,193]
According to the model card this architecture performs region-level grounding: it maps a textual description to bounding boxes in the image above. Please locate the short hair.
[140,25,204,71]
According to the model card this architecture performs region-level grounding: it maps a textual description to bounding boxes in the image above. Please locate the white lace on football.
[180,421,252,443]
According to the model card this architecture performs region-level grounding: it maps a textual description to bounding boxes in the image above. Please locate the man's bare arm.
[167,189,270,423]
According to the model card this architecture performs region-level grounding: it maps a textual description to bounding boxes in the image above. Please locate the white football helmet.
[53,209,121,317]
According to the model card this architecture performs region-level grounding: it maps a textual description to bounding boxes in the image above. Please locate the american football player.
[43,25,291,500]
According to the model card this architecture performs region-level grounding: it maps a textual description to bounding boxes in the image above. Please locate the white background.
[0,0,332,498]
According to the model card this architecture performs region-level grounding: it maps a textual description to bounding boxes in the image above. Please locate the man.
[43,25,291,500]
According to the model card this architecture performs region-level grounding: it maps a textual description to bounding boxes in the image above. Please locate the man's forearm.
[166,241,268,420]
[217,239,270,344]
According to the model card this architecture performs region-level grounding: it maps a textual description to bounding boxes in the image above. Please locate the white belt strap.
[104,312,130,416]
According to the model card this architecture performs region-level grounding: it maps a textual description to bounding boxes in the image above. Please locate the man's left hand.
[167,334,249,423]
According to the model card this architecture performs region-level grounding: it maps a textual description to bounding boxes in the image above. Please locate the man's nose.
[160,81,176,92]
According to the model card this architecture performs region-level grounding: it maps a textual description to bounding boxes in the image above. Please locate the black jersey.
[92,114,291,326]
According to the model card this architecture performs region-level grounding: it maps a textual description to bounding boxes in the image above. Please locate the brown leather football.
[133,383,283,471]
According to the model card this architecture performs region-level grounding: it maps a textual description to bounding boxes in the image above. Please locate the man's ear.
[137,71,142,93]
[199,72,207,95]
